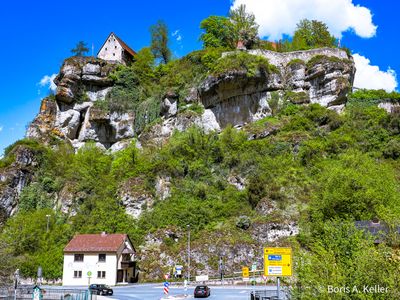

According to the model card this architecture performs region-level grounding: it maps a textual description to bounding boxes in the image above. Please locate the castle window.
[113,53,115,56]
[115,46,117,49]
[105,47,107,51]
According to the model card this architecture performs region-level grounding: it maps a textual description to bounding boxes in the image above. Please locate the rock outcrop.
[27,57,136,150]
[28,48,355,150]
[0,146,39,221]
[199,48,355,127]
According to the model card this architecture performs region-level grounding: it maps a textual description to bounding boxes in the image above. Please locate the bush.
[211,52,275,76]
[235,215,251,230]
[349,89,400,102]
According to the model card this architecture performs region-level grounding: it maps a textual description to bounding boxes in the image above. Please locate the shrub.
[235,215,251,230]
[211,52,273,76]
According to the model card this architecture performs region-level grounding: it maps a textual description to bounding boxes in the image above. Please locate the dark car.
[194,285,211,298]
[89,284,113,296]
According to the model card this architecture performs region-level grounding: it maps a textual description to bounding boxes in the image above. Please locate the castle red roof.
[64,233,128,253]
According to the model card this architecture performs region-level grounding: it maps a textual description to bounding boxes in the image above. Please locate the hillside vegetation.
[1,7,400,298]
[2,97,400,297]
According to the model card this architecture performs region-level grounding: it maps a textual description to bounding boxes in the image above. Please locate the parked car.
[194,285,211,298]
[88,284,113,296]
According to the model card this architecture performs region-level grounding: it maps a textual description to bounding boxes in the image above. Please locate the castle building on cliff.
[97,32,136,65]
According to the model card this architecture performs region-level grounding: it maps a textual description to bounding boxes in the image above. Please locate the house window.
[74,254,84,262]
[98,254,106,262]
[97,271,106,279]
[115,46,117,49]
[74,270,82,278]
[113,53,115,56]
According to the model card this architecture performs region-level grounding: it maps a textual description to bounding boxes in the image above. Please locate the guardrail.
[0,287,96,300]
[250,290,289,300]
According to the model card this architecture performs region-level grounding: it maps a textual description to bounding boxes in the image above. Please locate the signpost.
[87,271,92,285]
[242,266,249,286]
[264,247,292,299]
[163,274,170,296]
[262,275,268,289]
[33,286,42,300]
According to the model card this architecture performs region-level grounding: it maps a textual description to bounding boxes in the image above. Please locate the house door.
[117,270,123,283]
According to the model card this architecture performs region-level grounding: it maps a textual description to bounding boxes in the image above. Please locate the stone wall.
[223,47,350,66]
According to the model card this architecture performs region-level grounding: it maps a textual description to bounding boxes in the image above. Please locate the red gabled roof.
[97,32,136,57]
[114,33,137,57]
[64,233,128,253]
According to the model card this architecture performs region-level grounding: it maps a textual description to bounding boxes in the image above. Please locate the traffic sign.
[87,271,92,277]
[163,281,170,295]
[262,275,268,281]
[242,266,249,278]
[264,247,292,277]
[251,263,257,272]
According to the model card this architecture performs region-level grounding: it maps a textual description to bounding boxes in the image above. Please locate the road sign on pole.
[264,247,292,277]
[242,266,249,278]
[163,281,170,295]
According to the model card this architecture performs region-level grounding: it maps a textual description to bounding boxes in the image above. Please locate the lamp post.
[14,269,19,300]
[187,224,190,284]
[46,214,51,233]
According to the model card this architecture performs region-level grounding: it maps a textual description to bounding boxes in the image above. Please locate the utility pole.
[219,256,224,284]
[46,215,51,233]
[187,225,191,283]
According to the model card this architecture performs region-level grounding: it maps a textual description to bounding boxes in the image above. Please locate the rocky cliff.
[199,48,355,127]
[26,48,355,151]
[0,146,39,224]
[27,57,136,151]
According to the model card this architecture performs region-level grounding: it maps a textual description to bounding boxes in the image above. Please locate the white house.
[97,32,136,65]
[62,233,137,286]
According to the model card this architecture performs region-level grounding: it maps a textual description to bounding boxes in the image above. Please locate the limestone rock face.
[27,57,136,150]
[0,146,38,221]
[117,178,154,219]
[54,57,115,104]
[199,48,355,127]
[138,110,220,147]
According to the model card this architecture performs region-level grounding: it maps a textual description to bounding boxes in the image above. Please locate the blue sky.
[0,0,398,154]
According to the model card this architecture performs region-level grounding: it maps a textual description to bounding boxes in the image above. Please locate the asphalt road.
[106,284,288,300]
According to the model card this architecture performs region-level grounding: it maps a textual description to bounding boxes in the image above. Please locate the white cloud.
[353,54,397,92]
[172,30,182,42]
[39,74,57,92]
[231,0,377,40]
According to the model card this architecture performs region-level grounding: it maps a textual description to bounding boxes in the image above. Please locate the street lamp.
[187,224,190,284]
[14,269,19,300]
[46,214,51,233]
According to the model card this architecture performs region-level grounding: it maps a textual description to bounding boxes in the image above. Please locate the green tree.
[71,41,89,56]
[150,20,171,64]
[292,19,336,50]
[199,16,235,49]
[229,4,259,49]
[310,151,400,226]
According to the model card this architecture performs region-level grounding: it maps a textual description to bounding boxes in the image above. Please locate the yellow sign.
[264,247,292,277]
[242,266,249,278]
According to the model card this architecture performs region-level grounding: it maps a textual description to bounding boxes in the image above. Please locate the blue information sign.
[268,255,282,261]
